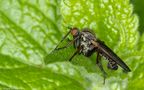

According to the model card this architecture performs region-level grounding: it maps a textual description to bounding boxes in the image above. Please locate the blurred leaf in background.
[0,0,144,90]
[131,0,144,34]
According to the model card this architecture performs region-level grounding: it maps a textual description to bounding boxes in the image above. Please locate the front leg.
[53,36,80,52]
[96,52,107,84]
[54,39,74,51]
[69,48,80,61]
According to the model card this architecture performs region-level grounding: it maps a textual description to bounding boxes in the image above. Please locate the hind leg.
[96,52,107,84]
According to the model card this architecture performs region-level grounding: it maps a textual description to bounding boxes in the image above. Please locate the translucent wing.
[91,40,131,72]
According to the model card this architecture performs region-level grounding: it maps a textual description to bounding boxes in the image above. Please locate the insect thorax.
[79,31,96,57]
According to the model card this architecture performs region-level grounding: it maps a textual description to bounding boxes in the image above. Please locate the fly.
[53,27,131,84]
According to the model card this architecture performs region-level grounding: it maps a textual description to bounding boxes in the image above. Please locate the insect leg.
[96,52,107,84]
[53,30,71,51]
[54,39,74,51]
[69,49,80,61]
[53,35,80,52]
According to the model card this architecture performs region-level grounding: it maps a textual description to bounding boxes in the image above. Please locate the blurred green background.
[0,0,144,90]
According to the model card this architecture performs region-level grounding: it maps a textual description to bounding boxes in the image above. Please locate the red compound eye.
[70,28,78,36]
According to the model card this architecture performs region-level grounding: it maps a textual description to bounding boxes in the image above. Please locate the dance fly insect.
[53,27,131,84]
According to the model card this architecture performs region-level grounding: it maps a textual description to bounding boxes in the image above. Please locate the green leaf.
[0,54,84,90]
[126,33,144,90]
[61,0,139,51]
[0,0,143,90]
[0,0,84,89]
[59,0,143,89]
[0,0,62,64]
